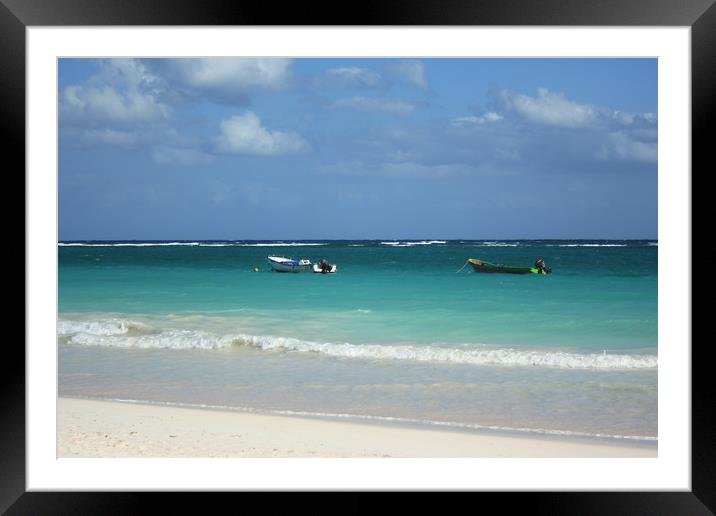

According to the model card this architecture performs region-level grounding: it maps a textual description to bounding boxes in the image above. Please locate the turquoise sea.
[58,240,658,442]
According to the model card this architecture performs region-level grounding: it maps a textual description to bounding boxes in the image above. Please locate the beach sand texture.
[58,398,656,458]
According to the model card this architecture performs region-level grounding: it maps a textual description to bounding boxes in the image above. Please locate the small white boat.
[313,263,337,274]
[267,256,313,272]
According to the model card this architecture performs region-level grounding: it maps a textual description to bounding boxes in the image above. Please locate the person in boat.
[535,258,550,274]
[319,259,332,273]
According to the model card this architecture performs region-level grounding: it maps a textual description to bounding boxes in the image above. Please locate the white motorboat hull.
[267,256,313,272]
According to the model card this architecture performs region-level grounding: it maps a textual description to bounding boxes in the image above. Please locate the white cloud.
[386,60,428,89]
[325,67,381,88]
[61,59,170,124]
[331,96,416,115]
[598,132,657,163]
[452,112,503,126]
[494,89,658,163]
[498,88,658,132]
[611,110,658,127]
[102,59,163,91]
[499,88,599,129]
[61,85,169,123]
[168,58,292,95]
[215,112,309,156]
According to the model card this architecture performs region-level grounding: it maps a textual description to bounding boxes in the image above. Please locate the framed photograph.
[11,0,709,511]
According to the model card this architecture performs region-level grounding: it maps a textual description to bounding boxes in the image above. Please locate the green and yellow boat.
[467,258,552,275]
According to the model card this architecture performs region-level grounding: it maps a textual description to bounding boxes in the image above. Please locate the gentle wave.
[59,242,202,247]
[59,318,657,370]
[59,319,234,349]
[236,335,657,370]
[77,396,658,442]
[473,241,520,247]
[381,240,447,247]
[59,242,327,247]
[58,318,152,336]
[549,244,628,248]
[237,243,327,247]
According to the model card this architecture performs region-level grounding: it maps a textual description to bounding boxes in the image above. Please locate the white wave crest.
[59,242,327,248]
[235,335,657,370]
[64,328,235,349]
[381,240,446,247]
[58,317,234,349]
[58,320,657,370]
[237,242,327,247]
[59,242,202,247]
[550,244,627,247]
[58,318,151,337]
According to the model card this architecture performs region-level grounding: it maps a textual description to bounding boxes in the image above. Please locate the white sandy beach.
[58,397,656,458]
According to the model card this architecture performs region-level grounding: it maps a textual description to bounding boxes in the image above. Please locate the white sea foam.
[381,240,446,247]
[62,327,235,350]
[59,242,327,247]
[58,318,232,349]
[475,241,520,247]
[549,244,628,247]
[58,318,657,369]
[58,318,151,336]
[67,331,236,349]
[236,336,657,370]
[238,242,327,247]
[59,242,202,247]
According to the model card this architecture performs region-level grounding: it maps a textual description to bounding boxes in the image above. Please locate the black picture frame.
[7,0,710,512]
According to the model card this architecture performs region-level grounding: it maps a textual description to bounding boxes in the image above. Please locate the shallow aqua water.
[59,240,656,349]
[58,240,658,440]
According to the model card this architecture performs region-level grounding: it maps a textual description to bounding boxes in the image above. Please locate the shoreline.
[58,397,657,458]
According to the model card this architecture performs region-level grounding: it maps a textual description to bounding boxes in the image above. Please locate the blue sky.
[58,58,657,240]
